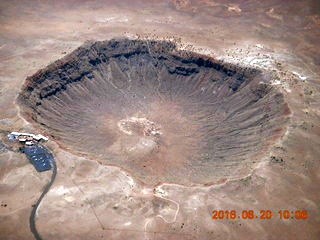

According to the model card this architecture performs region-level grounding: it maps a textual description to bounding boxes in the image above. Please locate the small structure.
[25,141,34,146]
[8,132,48,146]
[8,131,51,172]
[18,136,27,142]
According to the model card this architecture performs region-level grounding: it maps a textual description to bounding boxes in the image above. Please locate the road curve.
[29,148,57,240]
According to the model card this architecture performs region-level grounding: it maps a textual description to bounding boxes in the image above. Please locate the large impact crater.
[18,39,289,185]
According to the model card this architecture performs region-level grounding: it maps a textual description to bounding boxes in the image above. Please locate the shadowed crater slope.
[18,38,290,185]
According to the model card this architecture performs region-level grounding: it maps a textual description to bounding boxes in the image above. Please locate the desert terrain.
[0,1,319,239]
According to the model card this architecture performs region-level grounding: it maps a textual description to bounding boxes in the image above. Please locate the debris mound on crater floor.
[18,38,290,185]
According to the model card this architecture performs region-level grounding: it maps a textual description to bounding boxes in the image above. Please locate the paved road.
[29,147,57,240]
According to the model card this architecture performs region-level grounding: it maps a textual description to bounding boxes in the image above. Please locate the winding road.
[29,147,57,240]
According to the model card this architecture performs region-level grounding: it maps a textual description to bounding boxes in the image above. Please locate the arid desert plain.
[0,1,319,239]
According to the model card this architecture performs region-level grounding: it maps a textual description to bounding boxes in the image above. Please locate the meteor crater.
[18,38,289,185]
